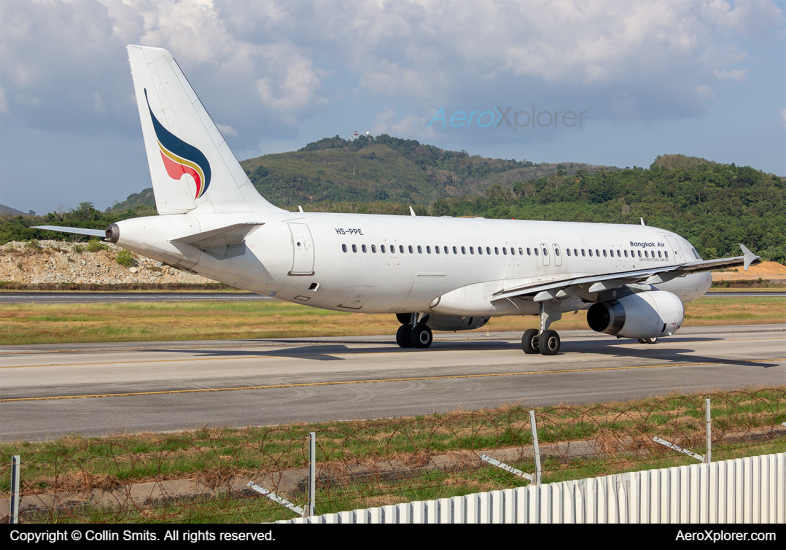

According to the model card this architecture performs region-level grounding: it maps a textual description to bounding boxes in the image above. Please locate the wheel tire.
[411,324,433,349]
[645,337,657,345]
[396,324,413,348]
[396,313,412,325]
[539,329,560,355]
[522,329,539,354]
[638,338,647,344]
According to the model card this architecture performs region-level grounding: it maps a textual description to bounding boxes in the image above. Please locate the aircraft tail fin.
[126,45,283,215]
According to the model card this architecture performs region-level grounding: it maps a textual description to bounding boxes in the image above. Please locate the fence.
[278,453,786,524]
[1,388,784,523]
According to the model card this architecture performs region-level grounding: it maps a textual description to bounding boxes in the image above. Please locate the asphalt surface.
[0,290,783,303]
[0,324,783,441]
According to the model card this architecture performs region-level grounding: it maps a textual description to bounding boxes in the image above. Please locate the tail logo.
[145,89,211,199]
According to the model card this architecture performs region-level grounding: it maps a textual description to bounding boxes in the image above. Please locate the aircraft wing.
[491,244,760,303]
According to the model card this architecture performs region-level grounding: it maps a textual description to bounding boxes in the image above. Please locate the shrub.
[24,239,41,250]
[86,239,108,252]
[72,244,85,254]
[116,250,135,268]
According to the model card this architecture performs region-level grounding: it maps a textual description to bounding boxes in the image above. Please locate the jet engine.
[586,290,684,339]
[427,315,490,332]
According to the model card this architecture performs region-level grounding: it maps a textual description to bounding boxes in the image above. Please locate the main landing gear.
[395,313,433,349]
[522,300,561,355]
[638,338,658,344]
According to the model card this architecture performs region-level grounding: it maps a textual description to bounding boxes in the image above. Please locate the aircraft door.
[288,223,315,275]
[552,244,562,266]
[540,243,550,266]
[664,235,686,264]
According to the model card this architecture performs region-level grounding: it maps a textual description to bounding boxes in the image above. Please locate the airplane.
[35,45,761,355]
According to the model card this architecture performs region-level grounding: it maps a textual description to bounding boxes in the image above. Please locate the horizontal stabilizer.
[32,226,106,238]
[170,223,264,248]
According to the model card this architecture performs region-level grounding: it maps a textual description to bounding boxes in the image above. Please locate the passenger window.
[461,246,465,254]
[478,247,483,255]
[418,246,423,254]
[352,244,357,253]
[543,247,548,256]
[665,251,669,258]
[534,248,539,256]
[624,250,628,257]
[574,248,578,256]
[519,247,523,255]
[658,250,662,258]
[527,248,531,255]
[433,246,438,254]
[567,249,571,256]
[603,250,607,257]
[589,249,593,257]
[342,244,347,253]
[510,247,515,256]
[399,245,404,253]
[371,244,376,253]
[555,247,560,256]
[487,247,492,255]
[581,249,585,257]
[470,246,474,254]
[362,245,367,253]
[595,249,599,257]
[617,250,621,257]
[382,245,387,253]
[495,247,499,255]
[637,250,641,257]
[408,245,413,253]
[502,247,507,255]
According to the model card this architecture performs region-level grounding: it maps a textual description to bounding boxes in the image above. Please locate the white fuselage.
[113,211,712,317]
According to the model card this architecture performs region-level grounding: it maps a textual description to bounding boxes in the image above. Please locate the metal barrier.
[277,452,785,524]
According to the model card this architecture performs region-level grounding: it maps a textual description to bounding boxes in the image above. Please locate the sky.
[1,0,784,214]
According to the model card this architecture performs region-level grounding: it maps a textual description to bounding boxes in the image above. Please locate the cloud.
[0,86,9,114]
[216,123,238,137]
[0,0,783,145]
[781,108,786,128]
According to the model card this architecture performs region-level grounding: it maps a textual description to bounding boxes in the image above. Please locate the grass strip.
[1,296,783,345]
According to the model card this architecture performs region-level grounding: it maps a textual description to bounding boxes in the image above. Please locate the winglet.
[409,206,416,217]
[739,243,760,271]
[640,217,645,226]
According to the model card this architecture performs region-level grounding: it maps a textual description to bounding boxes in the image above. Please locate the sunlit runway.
[0,324,783,441]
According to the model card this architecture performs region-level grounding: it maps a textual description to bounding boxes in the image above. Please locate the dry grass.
[0,296,782,345]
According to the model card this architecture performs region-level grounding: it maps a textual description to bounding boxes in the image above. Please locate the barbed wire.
[2,387,784,523]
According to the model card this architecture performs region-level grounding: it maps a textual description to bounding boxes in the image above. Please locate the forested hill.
[2,142,783,263]
[110,134,614,211]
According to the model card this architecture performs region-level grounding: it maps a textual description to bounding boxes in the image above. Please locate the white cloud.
[216,123,238,137]
[0,86,8,114]
[714,68,750,81]
[781,108,786,128]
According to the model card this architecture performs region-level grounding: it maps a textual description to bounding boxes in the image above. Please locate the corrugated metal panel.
[276,453,785,524]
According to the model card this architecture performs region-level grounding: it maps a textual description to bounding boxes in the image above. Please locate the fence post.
[308,432,316,517]
[705,399,711,464]
[10,455,20,524]
[529,411,541,485]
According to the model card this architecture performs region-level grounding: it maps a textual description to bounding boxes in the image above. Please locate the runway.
[0,324,783,442]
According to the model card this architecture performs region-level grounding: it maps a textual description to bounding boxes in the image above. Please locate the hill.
[110,134,615,211]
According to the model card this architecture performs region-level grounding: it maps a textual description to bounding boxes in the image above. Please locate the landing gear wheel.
[522,329,539,354]
[644,337,657,345]
[396,324,413,348]
[411,324,433,349]
[539,329,560,355]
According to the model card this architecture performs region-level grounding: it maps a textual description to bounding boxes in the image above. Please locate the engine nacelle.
[428,314,490,332]
[587,290,684,339]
